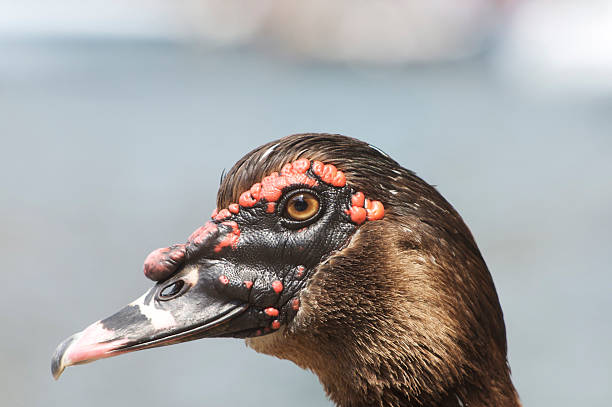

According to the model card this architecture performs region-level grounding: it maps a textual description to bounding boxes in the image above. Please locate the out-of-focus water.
[0,39,611,407]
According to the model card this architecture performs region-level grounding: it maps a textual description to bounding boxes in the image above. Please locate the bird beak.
[51,280,249,380]
[52,220,259,380]
[51,207,305,380]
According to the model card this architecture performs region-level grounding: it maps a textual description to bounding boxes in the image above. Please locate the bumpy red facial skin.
[271,280,284,294]
[264,307,279,317]
[143,244,187,281]
[143,158,384,283]
[188,223,218,246]
[238,158,320,208]
[229,157,383,225]
[213,221,240,253]
[364,199,384,221]
[311,161,347,187]
[346,192,385,225]
[213,209,232,221]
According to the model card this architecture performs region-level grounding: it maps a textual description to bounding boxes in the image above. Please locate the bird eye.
[157,280,185,301]
[285,192,320,221]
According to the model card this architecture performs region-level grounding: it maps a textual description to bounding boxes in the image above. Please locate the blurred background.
[1,1,611,406]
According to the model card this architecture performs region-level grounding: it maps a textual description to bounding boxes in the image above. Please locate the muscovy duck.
[52,133,521,407]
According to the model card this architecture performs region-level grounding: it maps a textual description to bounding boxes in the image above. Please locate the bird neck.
[309,337,521,407]
[247,220,522,407]
[249,324,520,407]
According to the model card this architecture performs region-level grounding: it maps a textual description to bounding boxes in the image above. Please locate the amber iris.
[285,192,319,221]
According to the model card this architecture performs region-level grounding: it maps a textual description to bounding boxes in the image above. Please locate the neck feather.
[247,220,521,407]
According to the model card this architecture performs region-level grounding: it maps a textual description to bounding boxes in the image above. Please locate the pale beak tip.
[51,334,78,380]
[51,364,65,381]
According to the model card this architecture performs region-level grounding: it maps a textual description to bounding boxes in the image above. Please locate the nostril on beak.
[156,280,186,301]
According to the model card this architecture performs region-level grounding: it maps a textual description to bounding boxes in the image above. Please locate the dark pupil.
[292,195,309,212]
[160,280,184,298]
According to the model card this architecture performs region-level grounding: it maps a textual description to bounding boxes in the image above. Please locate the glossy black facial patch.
[140,159,385,337]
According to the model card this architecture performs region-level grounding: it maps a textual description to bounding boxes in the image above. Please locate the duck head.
[52,134,520,407]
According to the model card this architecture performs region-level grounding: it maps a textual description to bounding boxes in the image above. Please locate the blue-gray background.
[1,34,611,407]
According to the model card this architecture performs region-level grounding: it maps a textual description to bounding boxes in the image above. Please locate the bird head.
[52,134,516,406]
